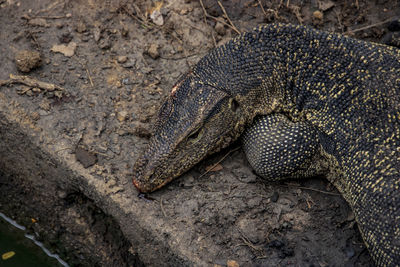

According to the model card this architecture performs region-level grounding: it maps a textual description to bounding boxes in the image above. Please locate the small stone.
[75,147,97,168]
[176,45,184,53]
[147,44,159,59]
[388,19,400,32]
[120,27,129,37]
[39,99,51,111]
[150,9,164,26]
[31,87,41,93]
[134,124,152,139]
[122,60,136,68]
[270,191,279,202]
[215,22,226,36]
[25,89,34,96]
[28,18,49,27]
[180,7,190,15]
[117,110,128,122]
[55,22,64,29]
[381,32,400,48]
[57,190,67,199]
[31,112,40,121]
[182,175,195,188]
[318,0,335,11]
[344,245,355,258]
[15,50,42,73]
[99,38,111,50]
[75,20,87,33]
[268,239,285,248]
[227,260,239,267]
[346,211,355,221]
[93,27,101,42]
[214,259,226,266]
[117,56,128,64]
[313,10,323,20]
[59,32,73,44]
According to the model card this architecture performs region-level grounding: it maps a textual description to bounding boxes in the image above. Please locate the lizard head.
[132,72,246,192]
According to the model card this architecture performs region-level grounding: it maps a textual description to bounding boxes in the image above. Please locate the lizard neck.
[192,24,304,125]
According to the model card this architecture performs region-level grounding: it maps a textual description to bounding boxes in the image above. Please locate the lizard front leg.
[242,114,327,181]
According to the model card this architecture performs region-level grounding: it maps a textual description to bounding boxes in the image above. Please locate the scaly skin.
[133,24,400,266]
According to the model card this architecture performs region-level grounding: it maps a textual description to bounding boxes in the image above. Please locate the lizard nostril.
[230,98,240,113]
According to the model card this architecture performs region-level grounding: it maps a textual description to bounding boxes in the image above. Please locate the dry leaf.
[51,42,77,57]
[205,164,223,172]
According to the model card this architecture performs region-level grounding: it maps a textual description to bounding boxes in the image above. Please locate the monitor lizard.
[132,23,400,266]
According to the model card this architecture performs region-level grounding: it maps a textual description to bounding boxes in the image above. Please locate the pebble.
[93,27,101,42]
[117,110,128,122]
[75,147,97,168]
[75,21,87,33]
[31,112,40,121]
[318,0,335,11]
[147,44,159,59]
[117,56,128,64]
[59,32,73,44]
[227,260,239,267]
[122,59,136,68]
[388,19,400,31]
[215,21,226,36]
[313,10,323,20]
[150,9,164,26]
[99,39,111,50]
[28,18,49,27]
[344,245,355,258]
[39,99,51,111]
[270,191,279,202]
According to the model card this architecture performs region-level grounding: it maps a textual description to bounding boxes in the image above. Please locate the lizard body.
[133,23,400,266]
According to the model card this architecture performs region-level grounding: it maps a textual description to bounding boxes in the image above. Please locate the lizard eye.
[230,98,240,113]
[187,128,203,143]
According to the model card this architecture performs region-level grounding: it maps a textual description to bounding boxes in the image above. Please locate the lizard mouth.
[132,172,174,193]
[132,177,147,193]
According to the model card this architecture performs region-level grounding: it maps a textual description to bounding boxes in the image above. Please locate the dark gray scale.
[242,114,322,181]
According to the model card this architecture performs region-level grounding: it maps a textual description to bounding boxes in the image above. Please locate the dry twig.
[159,52,200,60]
[236,229,266,257]
[290,5,303,24]
[258,0,280,21]
[86,68,94,87]
[199,0,208,24]
[160,196,168,217]
[34,0,64,15]
[27,31,41,49]
[346,17,397,34]
[199,0,240,35]
[284,184,341,196]
[120,5,151,28]
[199,0,217,47]
[258,0,268,17]
[217,1,240,34]
[32,14,70,19]
[0,74,65,92]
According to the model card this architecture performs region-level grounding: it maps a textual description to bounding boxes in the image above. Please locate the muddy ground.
[0,0,399,266]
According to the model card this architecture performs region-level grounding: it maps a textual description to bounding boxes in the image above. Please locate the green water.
[0,213,67,267]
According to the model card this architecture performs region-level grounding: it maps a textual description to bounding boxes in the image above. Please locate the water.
[0,212,69,267]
